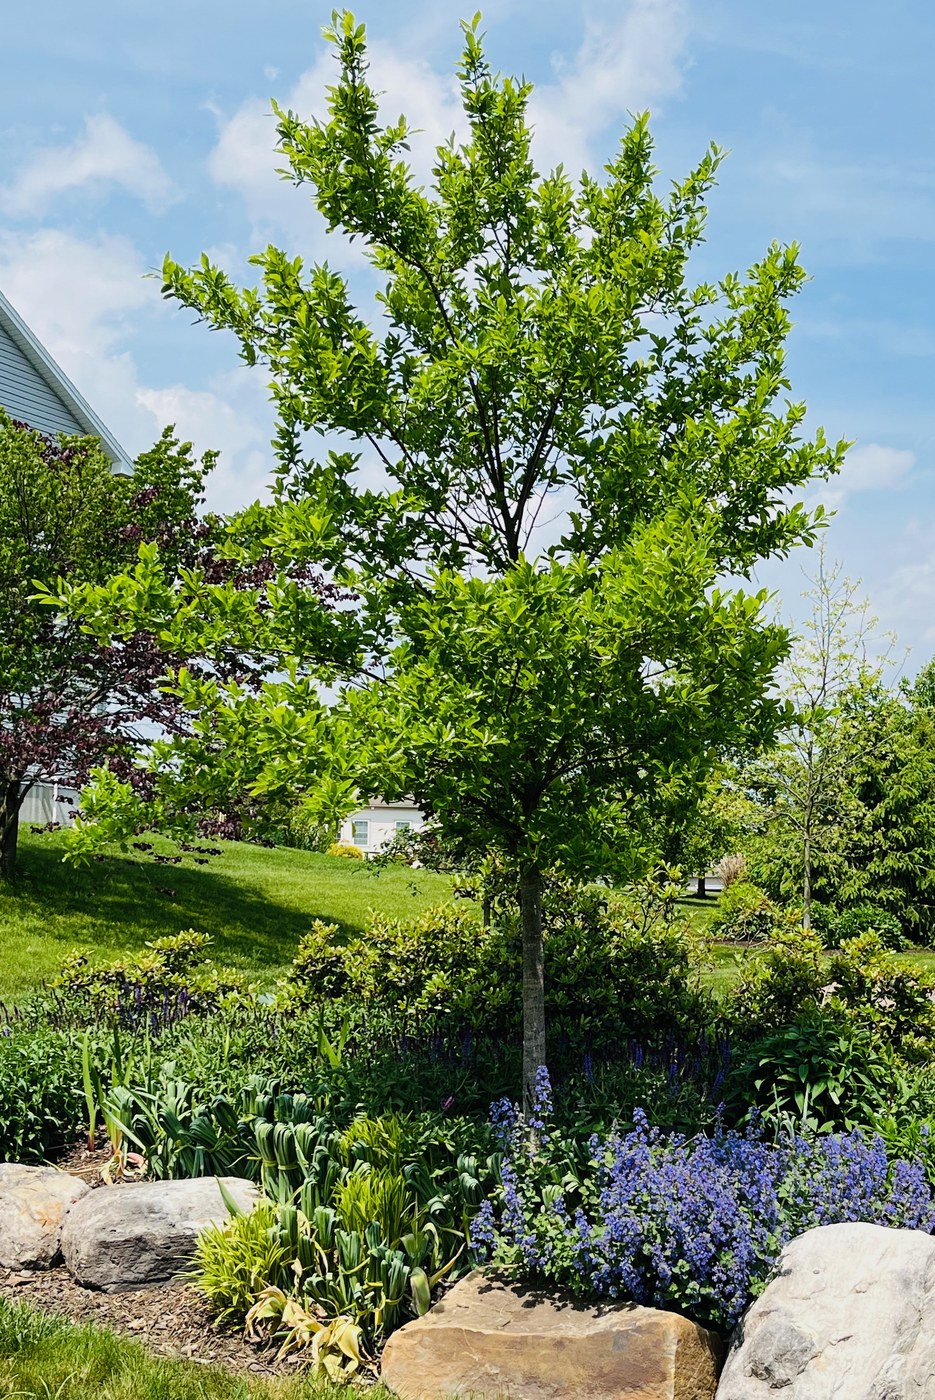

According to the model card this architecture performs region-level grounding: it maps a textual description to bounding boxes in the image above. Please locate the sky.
[2,0,934,664]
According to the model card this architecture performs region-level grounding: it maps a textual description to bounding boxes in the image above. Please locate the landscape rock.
[380,1270,723,1400]
[716,1222,935,1399]
[60,1176,258,1291]
[0,1164,90,1269]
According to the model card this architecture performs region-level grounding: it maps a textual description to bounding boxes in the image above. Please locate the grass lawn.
[0,1296,383,1400]
[698,933,935,998]
[0,830,455,1001]
[676,894,935,995]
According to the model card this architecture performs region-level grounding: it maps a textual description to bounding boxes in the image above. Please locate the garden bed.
[0,1266,288,1378]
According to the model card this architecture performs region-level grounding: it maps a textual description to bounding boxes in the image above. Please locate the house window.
[395,820,412,833]
[351,819,369,847]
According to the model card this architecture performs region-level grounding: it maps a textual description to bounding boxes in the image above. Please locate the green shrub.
[289,904,498,1026]
[52,930,247,1027]
[728,926,935,1059]
[327,841,364,859]
[289,890,712,1055]
[0,1026,83,1161]
[827,933,935,1056]
[829,904,907,951]
[727,928,825,1035]
[709,881,779,943]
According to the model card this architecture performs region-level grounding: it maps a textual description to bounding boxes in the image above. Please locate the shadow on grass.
[3,833,447,984]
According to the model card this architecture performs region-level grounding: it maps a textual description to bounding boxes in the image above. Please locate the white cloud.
[874,532,935,652]
[0,228,154,449]
[209,3,689,248]
[0,228,274,510]
[2,114,178,217]
[0,227,150,353]
[136,372,275,512]
[815,442,916,510]
[528,0,690,175]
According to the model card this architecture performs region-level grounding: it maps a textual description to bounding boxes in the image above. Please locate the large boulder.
[0,1164,90,1269]
[60,1176,258,1291]
[717,1222,935,1399]
[381,1271,723,1400]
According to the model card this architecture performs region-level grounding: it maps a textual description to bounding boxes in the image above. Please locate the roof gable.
[0,290,132,471]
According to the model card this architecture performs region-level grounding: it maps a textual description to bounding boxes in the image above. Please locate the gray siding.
[21,782,80,828]
[0,319,84,438]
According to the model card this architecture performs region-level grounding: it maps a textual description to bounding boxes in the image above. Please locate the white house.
[0,289,131,829]
[338,799,426,855]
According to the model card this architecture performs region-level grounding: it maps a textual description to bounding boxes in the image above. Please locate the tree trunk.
[802,832,812,929]
[696,875,707,899]
[519,866,546,1116]
[0,779,22,882]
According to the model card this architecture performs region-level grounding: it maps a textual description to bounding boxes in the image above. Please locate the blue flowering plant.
[473,1068,935,1330]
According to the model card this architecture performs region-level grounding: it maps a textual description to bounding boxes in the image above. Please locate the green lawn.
[0,830,454,1001]
[0,1296,379,1400]
[6,836,935,1006]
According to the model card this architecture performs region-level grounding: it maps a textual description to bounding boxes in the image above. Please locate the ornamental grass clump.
[473,1073,935,1330]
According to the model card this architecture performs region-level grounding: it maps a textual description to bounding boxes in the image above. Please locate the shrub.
[474,1079,935,1331]
[289,890,713,1057]
[829,904,907,951]
[50,931,247,1030]
[290,904,493,1025]
[727,928,826,1035]
[709,881,778,943]
[515,885,712,1053]
[0,1025,83,1161]
[327,842,364,859]
[827,933,935,1056]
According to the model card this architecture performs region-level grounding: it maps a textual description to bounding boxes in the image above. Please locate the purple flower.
[473,1094,935,1329]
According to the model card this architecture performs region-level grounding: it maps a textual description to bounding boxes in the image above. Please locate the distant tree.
[840,669,935,939]
[650,766,752,897]
[743,553,894,925]
[60,14,842,1106]
[0,416,227,877]
[0,416,319,879]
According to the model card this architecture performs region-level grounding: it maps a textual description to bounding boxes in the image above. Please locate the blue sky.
[2,1,934,662]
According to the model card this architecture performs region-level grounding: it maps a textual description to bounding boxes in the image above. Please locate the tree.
[0,414,247,879]
[61,14,842,1106]
[649,766,752,898]
[743,552,894,925]
[838,668,935,939]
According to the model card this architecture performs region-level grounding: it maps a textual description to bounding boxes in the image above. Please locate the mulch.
[0,1142,299,1379]
[0,1265,290,1376]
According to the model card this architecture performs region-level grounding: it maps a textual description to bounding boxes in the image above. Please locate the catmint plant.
[475,1091,935,1328]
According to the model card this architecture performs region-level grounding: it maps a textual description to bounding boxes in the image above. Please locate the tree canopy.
[60,13,844,1104]
[0,417,216,877]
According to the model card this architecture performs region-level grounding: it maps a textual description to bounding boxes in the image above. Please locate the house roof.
[0,289,132,472]
[357,798,422,811]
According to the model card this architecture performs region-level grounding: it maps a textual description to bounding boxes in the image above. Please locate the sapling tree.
[743,551,895,925]
[61,14,843,1105]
